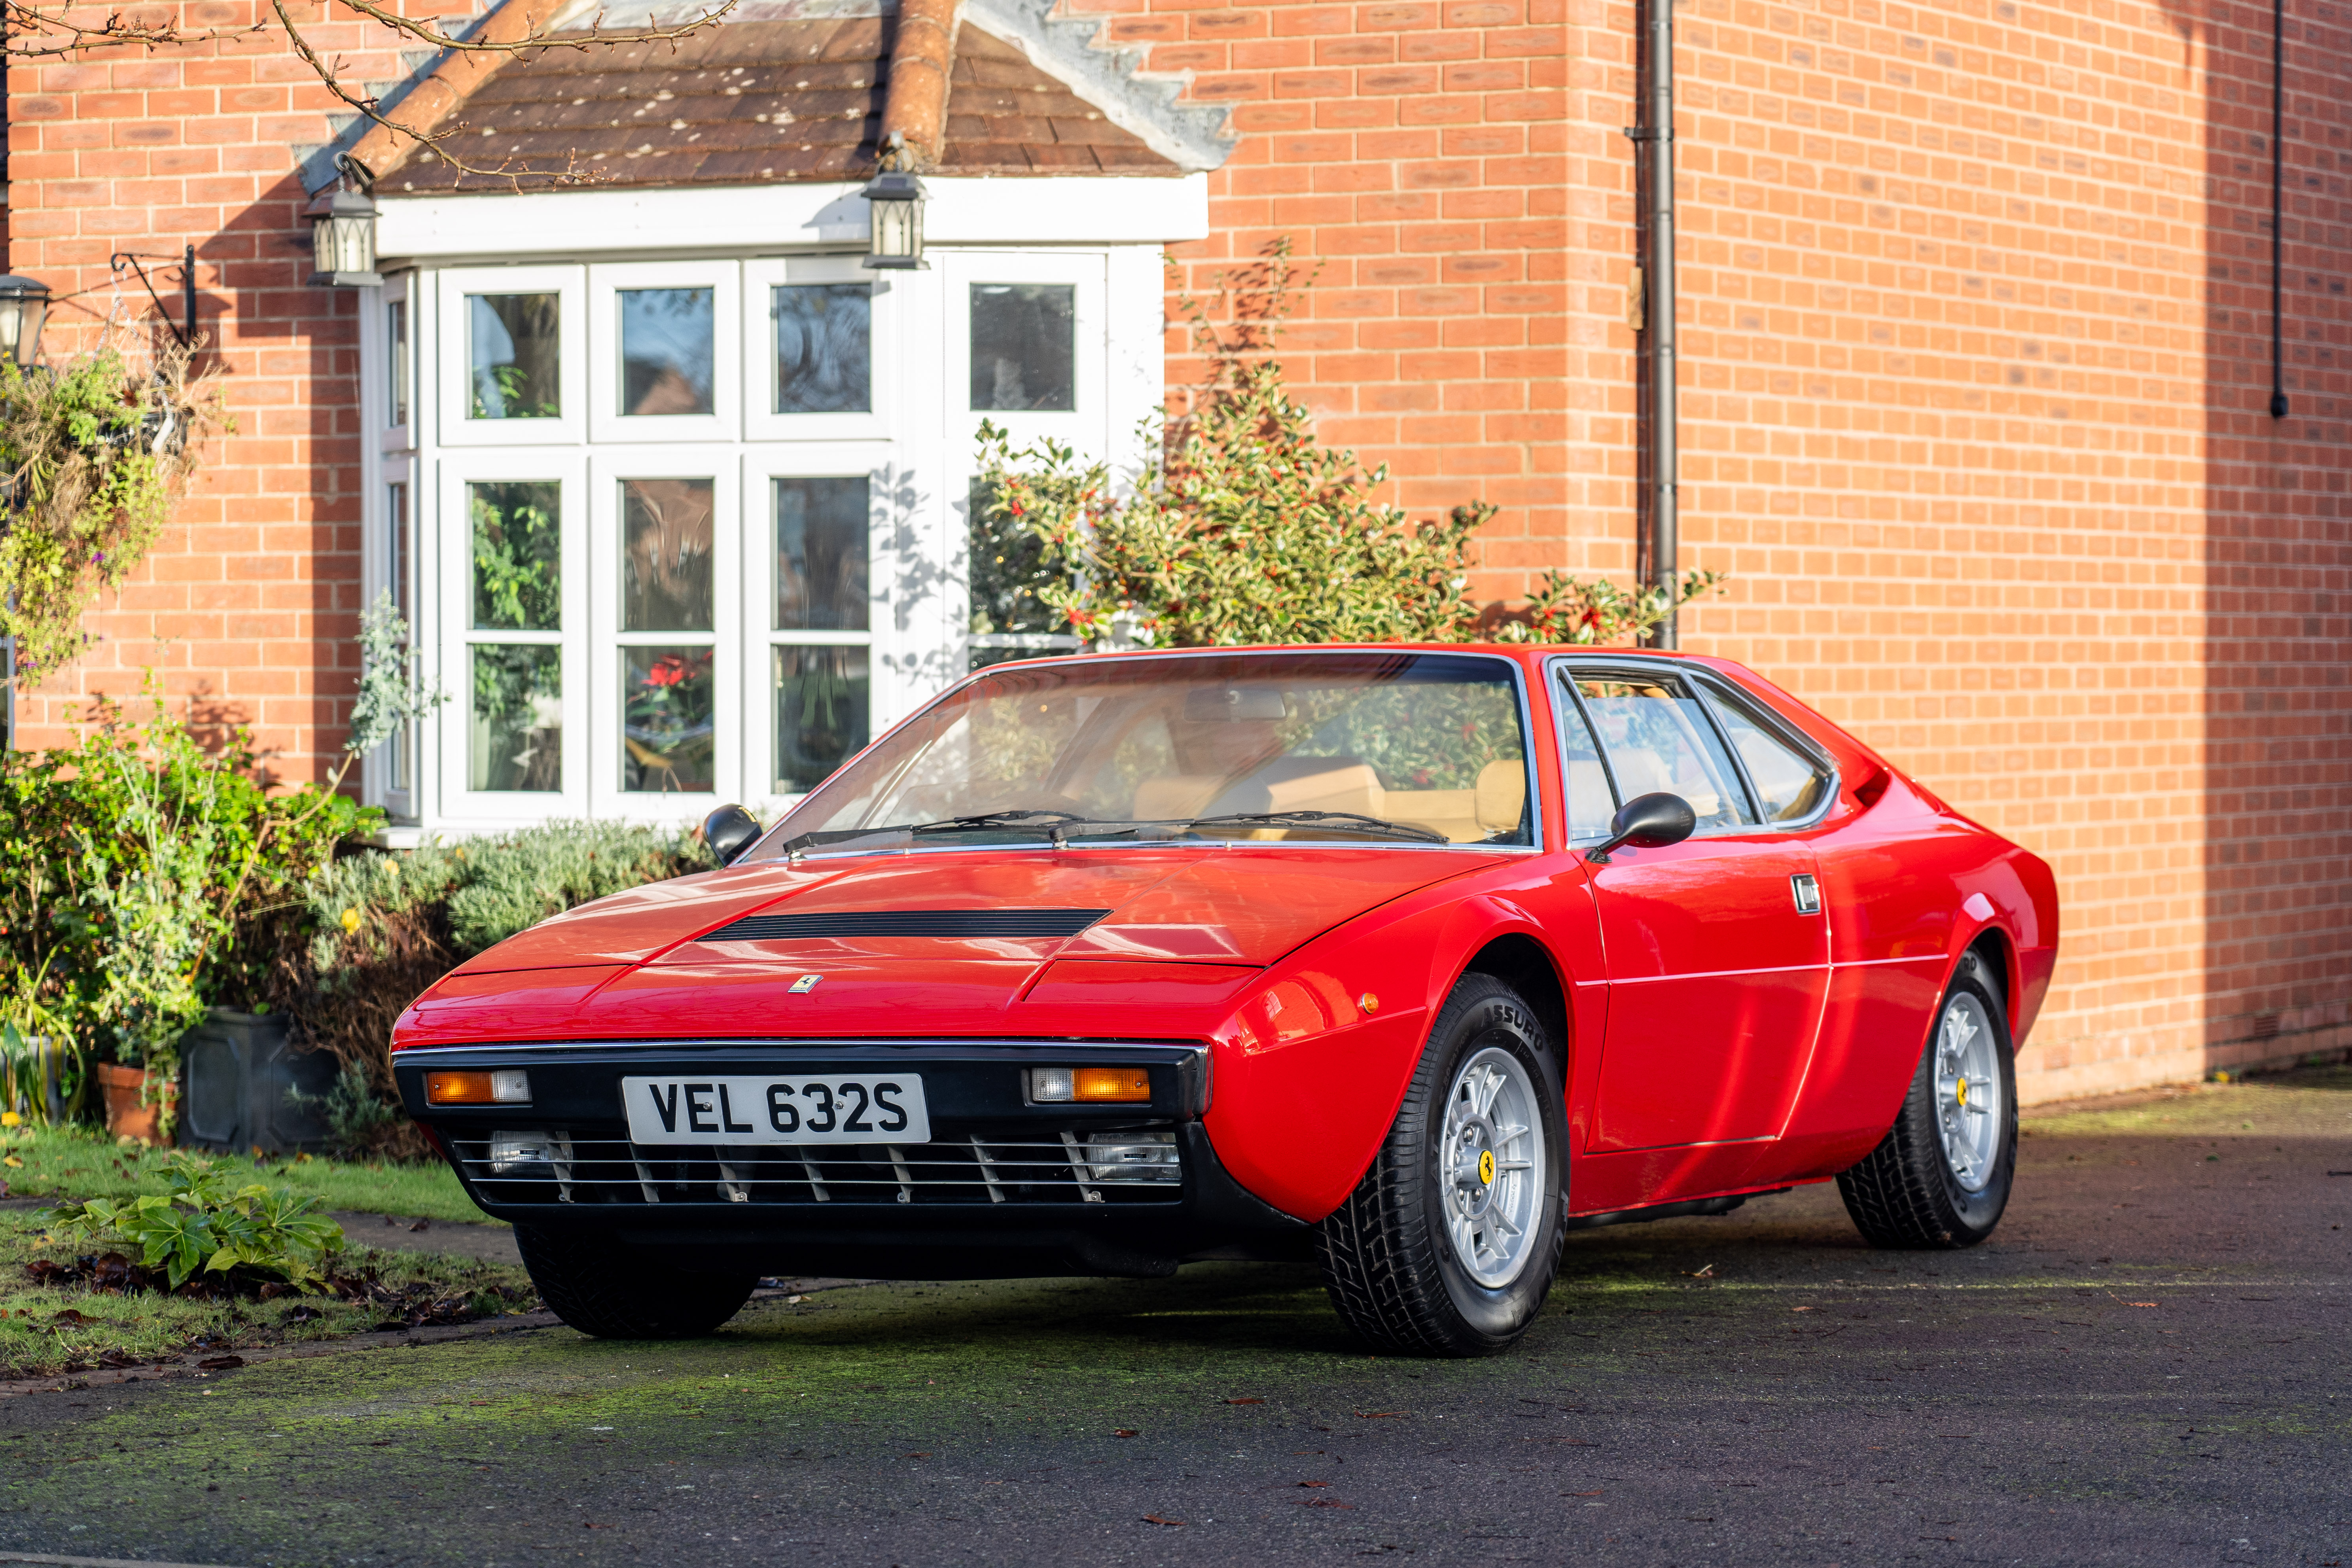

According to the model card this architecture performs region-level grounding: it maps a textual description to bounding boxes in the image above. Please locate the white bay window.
[359,176,1195,833]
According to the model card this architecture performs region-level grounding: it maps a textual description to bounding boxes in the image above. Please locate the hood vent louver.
[700,908,1114,943]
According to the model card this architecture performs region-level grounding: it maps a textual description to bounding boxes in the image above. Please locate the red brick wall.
[4,0,468,784]
[13,0,2347,1101]
[1085,0,2348,1101]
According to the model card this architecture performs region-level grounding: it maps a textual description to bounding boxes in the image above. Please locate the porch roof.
[374,5,1182,196]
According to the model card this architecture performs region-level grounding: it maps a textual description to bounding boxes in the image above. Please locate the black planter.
[178,1009,338,1154]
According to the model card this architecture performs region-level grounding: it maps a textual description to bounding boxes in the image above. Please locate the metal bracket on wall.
[108,244,198,350]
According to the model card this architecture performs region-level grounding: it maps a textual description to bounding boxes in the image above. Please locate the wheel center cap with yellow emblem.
[1956,1077,1968,1106]
[1477,1148,1496,1187]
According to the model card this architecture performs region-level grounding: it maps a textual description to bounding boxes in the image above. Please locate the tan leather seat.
[1131,774,1226,821]
[1209,756,1385,820]
[1475,759,1528,835]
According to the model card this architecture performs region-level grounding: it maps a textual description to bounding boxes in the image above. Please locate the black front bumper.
[393,1040,1310,1278]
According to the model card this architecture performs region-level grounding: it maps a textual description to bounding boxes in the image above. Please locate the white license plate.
[621,1075,931,1146]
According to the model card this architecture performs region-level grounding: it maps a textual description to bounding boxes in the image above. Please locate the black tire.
[1316,973,1569,1357]
[1836,956,2018,1249]
[515,1227,758,1339]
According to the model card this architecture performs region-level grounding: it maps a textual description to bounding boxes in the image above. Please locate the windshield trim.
[751,647,1546,860]
[771,836,1546,868]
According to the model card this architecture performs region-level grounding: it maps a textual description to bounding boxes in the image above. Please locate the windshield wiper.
[1182,810,1449,845]
[906,809,1107,840]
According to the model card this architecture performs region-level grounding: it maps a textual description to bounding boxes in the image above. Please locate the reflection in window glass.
[968,476,1058,635]
[970,284,1074,411]
[619,288,714,416]
[387,300,409,427]
[775,477,869,631]
[1576,675,1757,833]
[774,645,869,794]
[1556,685,1614,841]
[621,478,714,632]
[757,651,1532,850]
[471,644,562,792]
[469,294,561,419]
[470,481,562,631]
[1710,692,1829,822]
[622,646,715,793]
[773,285,870,413]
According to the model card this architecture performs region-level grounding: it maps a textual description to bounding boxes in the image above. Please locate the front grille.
[449,1128,1181,1207]
[699,908,1111,942]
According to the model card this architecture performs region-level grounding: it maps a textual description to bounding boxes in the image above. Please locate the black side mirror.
[703,804,763,867]
[1586,792,1697,864]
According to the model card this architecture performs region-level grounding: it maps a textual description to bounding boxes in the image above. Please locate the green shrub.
[268,821,713,1157]
[975,242,1719,650]
[0,682,375,1114]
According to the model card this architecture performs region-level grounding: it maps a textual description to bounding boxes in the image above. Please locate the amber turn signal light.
[1028,1066,1151,1104]
[426,1069,530,1106]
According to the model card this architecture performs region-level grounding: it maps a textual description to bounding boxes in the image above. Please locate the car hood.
[397,846,1493,1046]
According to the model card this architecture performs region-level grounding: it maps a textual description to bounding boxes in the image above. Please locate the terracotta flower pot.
[98,1062,175,1146]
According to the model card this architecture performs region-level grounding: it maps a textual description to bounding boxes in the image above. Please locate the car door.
[1560,662,1832,1152]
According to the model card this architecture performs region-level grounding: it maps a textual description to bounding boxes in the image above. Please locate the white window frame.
[438,264,588,448]
[741,443,894,811]
[587,449,743,822]
[743,254,896,445]
[589,259,744,446]
[437,451,591,824]
[381,274,414,455]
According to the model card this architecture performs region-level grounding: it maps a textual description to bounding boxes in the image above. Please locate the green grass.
[2022,1062,2352,1140]
[0,1124,489,1223]
[0,1209,535,1379]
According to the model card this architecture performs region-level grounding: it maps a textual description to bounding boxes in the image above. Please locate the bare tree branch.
[5,0,742,186]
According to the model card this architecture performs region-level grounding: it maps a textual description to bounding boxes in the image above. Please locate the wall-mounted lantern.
[0,275,52,367]
[860,169,928,271]
[310,157,381,288]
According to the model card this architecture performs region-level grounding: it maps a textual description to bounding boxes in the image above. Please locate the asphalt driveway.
[2,1071,2344,1568]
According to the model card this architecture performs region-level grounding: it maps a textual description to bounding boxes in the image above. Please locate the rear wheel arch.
[1958,927,2015,1034]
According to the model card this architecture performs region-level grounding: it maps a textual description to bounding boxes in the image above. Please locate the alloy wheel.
[1932,990,2003,1192]
[1438,1045,1544,1288]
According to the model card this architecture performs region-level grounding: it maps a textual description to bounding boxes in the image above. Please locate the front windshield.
[750,651,1533,855]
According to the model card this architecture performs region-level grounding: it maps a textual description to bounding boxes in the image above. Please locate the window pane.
[619,287,714,416]
[468,293,561,419]
[773,284,871,414]
[621,478,714,632]
[1710,691,1829,823]
[622,646,715,793]
[775,476,869,631]
[387,300,409,427]
[470,644,562,792]
[1576,674,1757,834]
[470,481,562,631]
[970,284,1074,411]
[774,645,869,794]
[388,481,410,622]
[1556,683,1615,841]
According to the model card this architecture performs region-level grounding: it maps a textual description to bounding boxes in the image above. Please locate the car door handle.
[1790,873,1822,915]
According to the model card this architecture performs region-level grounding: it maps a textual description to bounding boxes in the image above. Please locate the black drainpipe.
[1629,0,1677,646]
[2269,0,2288,419]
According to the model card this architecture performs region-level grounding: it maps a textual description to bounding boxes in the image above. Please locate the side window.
[1574,674,1756,834]
[1708,688,1831,824]
[1554,680,1616,842]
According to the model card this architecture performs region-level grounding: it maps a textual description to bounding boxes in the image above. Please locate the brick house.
[2,0,2345,1104]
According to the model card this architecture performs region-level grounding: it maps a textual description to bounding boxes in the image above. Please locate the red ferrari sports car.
[392,646,2057,1356]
